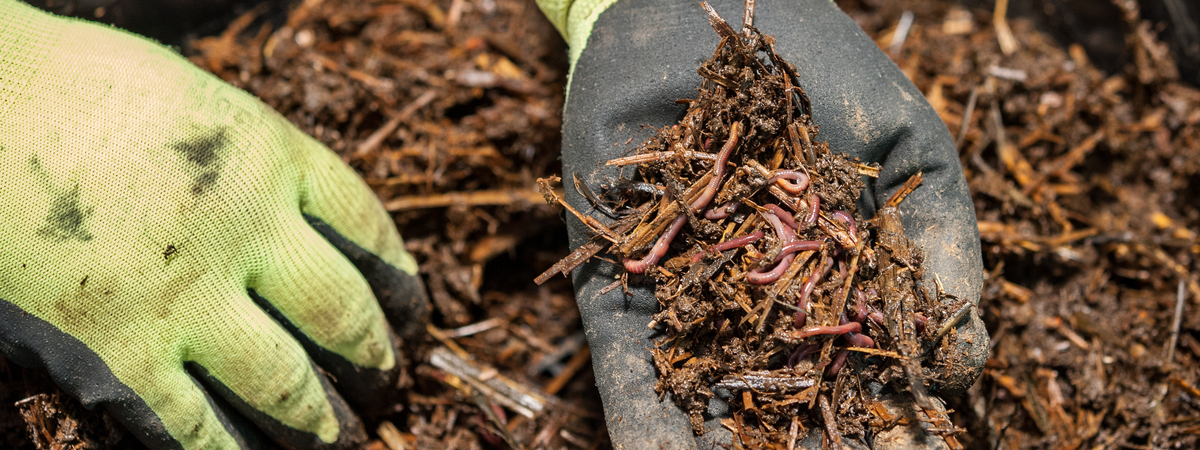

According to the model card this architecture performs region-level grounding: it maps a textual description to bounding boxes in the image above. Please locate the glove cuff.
[535,0,620,75]
[0,1,66,112]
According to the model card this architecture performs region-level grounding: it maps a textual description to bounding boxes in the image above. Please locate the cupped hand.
[537,0,987,448]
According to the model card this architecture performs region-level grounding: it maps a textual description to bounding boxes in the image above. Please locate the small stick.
[544,346,592,396]
[537,177,618,241]
[605,150,717,166]
[926,302,973,357]
[845,347,905,359]
[574,173,620,218]
[888,10,915,55]
[385,188,545,211]
[955,86,979,149]
[742,0,755,37]
[788,416,799,450]
[355,90,437,157]
[884,172,923,208]
[1165,280,1186,370]
[818,395,843,450]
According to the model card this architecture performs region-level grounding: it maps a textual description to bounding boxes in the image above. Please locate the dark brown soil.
[838,0,1200,448]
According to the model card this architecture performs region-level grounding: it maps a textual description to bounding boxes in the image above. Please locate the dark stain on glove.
[28,155,95,242]
[172,127,229,196]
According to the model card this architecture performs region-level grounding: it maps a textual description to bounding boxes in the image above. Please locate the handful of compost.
[539,3,967,446]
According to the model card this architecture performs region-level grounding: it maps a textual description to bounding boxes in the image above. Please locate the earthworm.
[764,209,798,246]
[765,203,799,230]
[795,256,835,327]
[787,343,820,367]
[844,331,874,348]
[690,230,763,263]
[779,240,823,256]
[768,170,810,195]
[868,308,884,326]
[749,208,817,284]
[703,201,739,220]
[622,123,741,273]
[825,349,850,377]
[832,210,858,242]
[747,252,795,284]
[853,289,868,322]
[794,321,861,339]
[690,122,741,212]
[805,193,821,226]
[622,215,686,274]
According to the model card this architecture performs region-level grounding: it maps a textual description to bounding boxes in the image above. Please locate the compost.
[539,3,965,446]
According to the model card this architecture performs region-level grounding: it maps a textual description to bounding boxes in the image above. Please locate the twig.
[429,346,548,419]
[543,346,592,396]
[1165,280,1186,370]
[993,0,1018,55]
[955,86,979,149]
[384,188,545,211]
[932,302,973,349]
[742,0,756,37]
[355,91,437,157]
[819,394,842,450]
[787,416,799,450]
[444,317,509,338]
[885,172,923,208]
[605,150,716,166]
[471,390,522,449]
[889,11,915,55]
[377,421,408,450]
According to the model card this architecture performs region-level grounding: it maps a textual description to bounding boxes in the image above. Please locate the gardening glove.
[0,2,429,449]
[535,0,988,448]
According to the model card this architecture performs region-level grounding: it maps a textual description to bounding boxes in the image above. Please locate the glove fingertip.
[304,215,430,341]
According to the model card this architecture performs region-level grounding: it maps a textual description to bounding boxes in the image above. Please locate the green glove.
[0,2,429,448]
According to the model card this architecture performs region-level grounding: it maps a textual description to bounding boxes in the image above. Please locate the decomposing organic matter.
[539,2,967,446]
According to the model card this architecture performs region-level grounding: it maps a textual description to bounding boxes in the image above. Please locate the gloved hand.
[535,0,989,448]
[0,2,429,448]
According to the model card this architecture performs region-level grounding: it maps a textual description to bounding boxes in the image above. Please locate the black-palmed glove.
[534,0,988,448]
[0,3,428,448]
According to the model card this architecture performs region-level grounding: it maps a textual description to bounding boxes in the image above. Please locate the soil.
[2,0,1198,449]
[838,0,1200,448]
